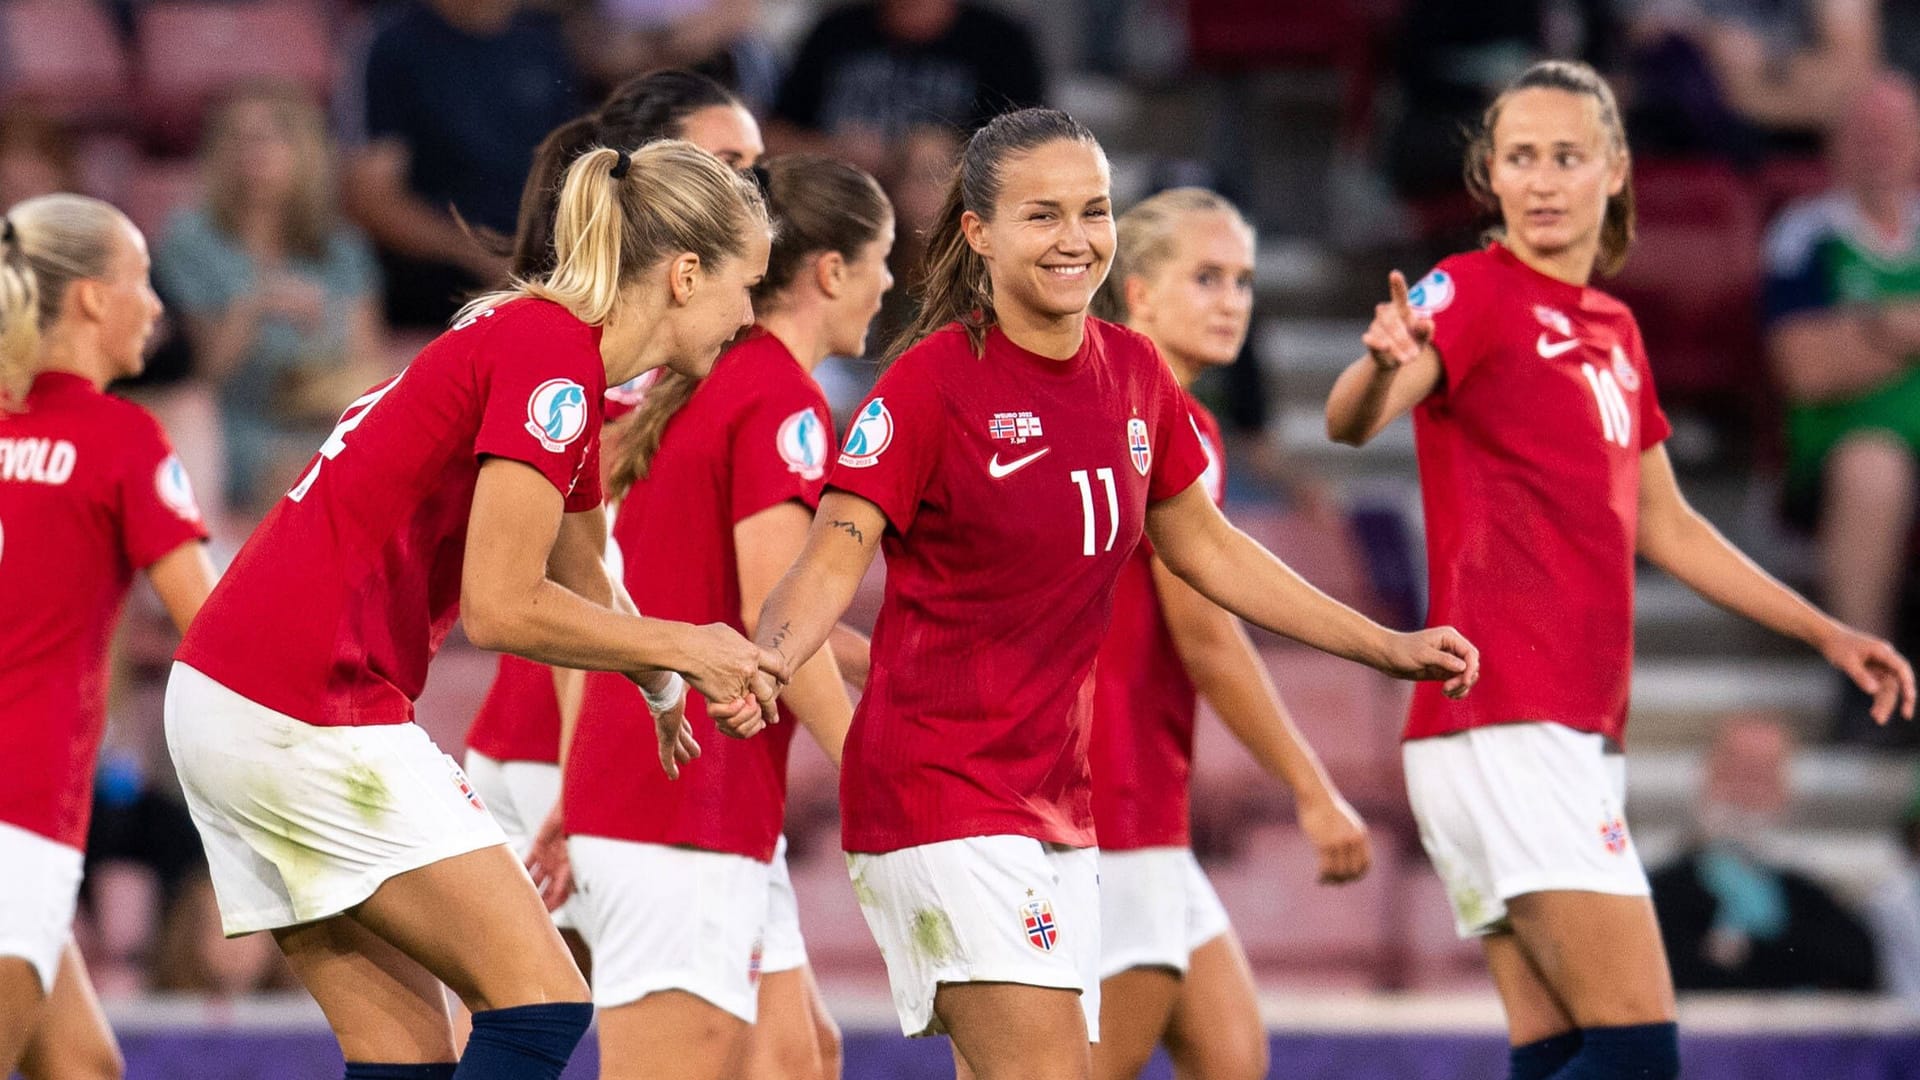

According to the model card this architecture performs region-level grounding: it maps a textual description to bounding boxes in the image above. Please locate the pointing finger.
[1388,269,1412,316]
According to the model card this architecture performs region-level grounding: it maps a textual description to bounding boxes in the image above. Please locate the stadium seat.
[118,157,203,241]
[0,0,133,122]
[134,1,333,149]
[788,844,885,976]
[1401,862,1491,990]
[1206,823,1401,987]
[1604,159,1766,417]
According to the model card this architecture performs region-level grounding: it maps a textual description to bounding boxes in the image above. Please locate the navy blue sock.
[344,1065,457,1080]
[1509,1031,1583,1080]
[1552,1023,1680,1079]
[455,1002,592,1079]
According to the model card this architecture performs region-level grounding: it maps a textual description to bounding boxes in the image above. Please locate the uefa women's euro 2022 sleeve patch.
[524,378,591,454]
[154,454,203,523]
[1407,267,1455,314]
[776,406,830,481]
[838,397,895,469]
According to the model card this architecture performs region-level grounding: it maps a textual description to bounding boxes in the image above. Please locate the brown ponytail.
[1463,59,1636,277]
[885,108,1101,365]
[608,370,697,496]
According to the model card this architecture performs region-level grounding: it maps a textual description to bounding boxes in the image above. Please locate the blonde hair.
[1093,187,1253,323]
[1465,59,1636,277]
[202,81,337,261]
[1,194,129,404]
[455,139,768,329]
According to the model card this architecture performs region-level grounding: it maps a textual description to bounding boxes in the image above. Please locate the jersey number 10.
[1580,363,1633,450]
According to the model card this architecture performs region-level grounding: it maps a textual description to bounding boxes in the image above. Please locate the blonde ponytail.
[0,194,128,405]
[455,140,768,328]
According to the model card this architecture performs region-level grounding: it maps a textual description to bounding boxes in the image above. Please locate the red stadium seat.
[1603,159,1766,418]
[1401,863,1492,990]
[0,0,133,122]
[1207,823,1401,987]
[788,844,885,977]
[134,1,334,149]
[118,157,203,242]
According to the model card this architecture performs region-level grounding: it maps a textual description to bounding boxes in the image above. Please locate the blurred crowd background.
[5,0,1920,1012]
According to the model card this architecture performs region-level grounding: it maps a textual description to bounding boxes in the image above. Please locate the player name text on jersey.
[0,437,78,485]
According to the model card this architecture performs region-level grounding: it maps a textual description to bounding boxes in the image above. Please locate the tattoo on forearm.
[769,620,792,652]
[828,519,865,545]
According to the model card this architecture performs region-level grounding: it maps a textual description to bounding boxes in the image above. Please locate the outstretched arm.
[1326,270,1444,446]
[1636,444,1915,722]
[1152,556,1371,883]
[752,492,886,684]
[737,501,858,766]
[1147,483,1479,695]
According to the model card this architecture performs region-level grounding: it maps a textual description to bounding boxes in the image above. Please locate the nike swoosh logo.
[1536,333,1580,358]
[988,448,1051,478]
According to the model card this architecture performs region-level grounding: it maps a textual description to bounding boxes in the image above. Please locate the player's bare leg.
[0,956,51,1073]
[446,928,590,1054]
[274,917,458,1064]
[348,845,588,1013]
[1163,933,1268,1080]
[16,944,122,1080]
[936,982,1092,1080]
[1091,967,1180,1080]
[597,990,746,1080]
[1503,891,1676,1028]
[1481,929,1577,1045]
[734,966,839,1080]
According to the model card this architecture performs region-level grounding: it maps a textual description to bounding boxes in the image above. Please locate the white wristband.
[640,673,685,715]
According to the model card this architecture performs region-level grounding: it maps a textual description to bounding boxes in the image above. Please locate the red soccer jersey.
[1089,394,1226,851]
[1403,244,1671,746]
[178,299,606,728]
[1,373,207,848]
[466,654,563,764]
[829,321,1209,854]
[565,330,834,863]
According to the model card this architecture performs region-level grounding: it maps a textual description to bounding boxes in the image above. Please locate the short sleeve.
[827,356,943,534]
[1761,214,1835,326]
[1410,256,1490,394]
[1628,319,1673,451]
[472,309,606,507]
[116,411,209,570]
[1145,358,1209,503]
[730,380,834,523]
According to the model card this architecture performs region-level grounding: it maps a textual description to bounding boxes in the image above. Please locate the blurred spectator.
[1624,0,1879,163]
[1866,772,1920,1004]
[1761,72,1920,739]
[157,82,386,514]
[769,0,1047,177]
[567,0,777,110]
[1650,715,1880,991]
[0,101,79,207]
[342,0,583,327]
[1382,0,1617,209]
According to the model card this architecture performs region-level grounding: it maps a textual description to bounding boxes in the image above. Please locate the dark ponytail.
[612,154,893,494]
[505,69,746,284]
[885,107,1101,364]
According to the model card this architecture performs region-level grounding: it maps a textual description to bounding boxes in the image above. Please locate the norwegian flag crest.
[1021,899,1057,952]
[1599,817,1628,855]
[1127,417,1151,476]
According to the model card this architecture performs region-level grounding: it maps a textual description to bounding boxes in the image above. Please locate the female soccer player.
[0,193,218,1079]
[164,141,781,1080]
[1326,60,1916,1080]
[463,65,763,959]
[563,153,892,1080]
[751,107,1479,1080]
[1087,187,1371,1080]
